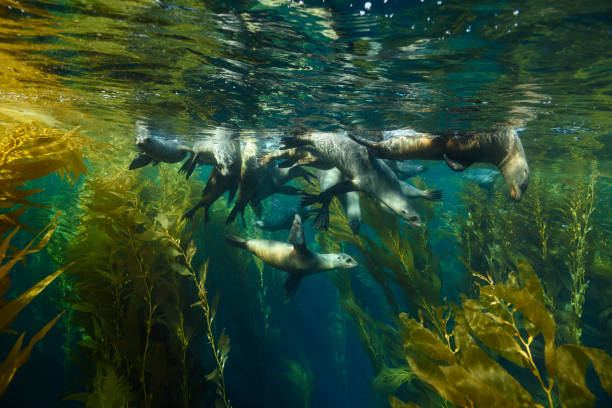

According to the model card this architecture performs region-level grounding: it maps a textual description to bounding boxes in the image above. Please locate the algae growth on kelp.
[1,0,611,407]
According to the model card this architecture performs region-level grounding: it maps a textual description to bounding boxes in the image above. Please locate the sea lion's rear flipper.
[288,214,305,247]
[284,274,303,300]
[225,235,247,250]
[443,154,473,171]
[129,153,153,170]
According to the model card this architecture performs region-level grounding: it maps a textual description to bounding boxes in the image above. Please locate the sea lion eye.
[409,216,419,222]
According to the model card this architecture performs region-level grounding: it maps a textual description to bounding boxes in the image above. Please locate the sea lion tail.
[280,136,310,150]
[225,235,247,249]
[424,190,443,201]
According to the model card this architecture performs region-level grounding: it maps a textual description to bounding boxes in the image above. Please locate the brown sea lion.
[348,128,530,201]
[226,214,358,299]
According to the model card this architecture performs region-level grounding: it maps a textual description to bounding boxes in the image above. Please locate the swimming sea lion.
[226,214,358,299]
[180,126,242,180]
[181,167,238,222]
[317,168,362,235]
[281,131,423,230]
[227,141,263,225]
[253,164,315,204]
[258,147,331,170]
[129,120,193,170]
[460,168,500,190]
[385,160,428,179]
[348,128,529,201]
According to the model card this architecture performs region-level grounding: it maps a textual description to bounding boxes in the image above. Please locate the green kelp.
[452,161,607,346]
[65,159,233,408]
[399,261,612,408]
[313,179,444,404]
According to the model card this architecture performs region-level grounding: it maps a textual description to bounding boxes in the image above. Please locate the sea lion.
[129,120,193,170]
[253,164,315,204]
[348,128,529,201]
[317,168,362,235]
[385,160,428,179]
[460,168,500,190]
[280,131,423,230]
[254,207,315,231]
[226,214,358,299]
[181,167,238,222]
[179,126,242,180]
[227,141,262,225]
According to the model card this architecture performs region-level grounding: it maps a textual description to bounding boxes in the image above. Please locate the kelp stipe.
[65,157,238,408]
[452,162,606,346]
[399,260,612,408]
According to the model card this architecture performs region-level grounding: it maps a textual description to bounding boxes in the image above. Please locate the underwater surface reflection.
[0,1,611,407]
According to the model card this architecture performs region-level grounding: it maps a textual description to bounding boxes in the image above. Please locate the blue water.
[1,1,611,407]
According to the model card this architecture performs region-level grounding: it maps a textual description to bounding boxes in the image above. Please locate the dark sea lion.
[129,120,193,170]
[281,131,423,230]
[258,147,332,170]
[181,167,237,222]
[180,126,241,180]
[226,214,358,299]
[317,168,362,234]
[253,164,314,204]
[348,128,530,201]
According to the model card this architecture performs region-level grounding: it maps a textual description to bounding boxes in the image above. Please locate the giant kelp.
[398,260,612,408]
[452,161,608,346]
[65,158,237,408]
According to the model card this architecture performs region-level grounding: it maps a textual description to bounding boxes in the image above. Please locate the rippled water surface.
[1,1,612,407]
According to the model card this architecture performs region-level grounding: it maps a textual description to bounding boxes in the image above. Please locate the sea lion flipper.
[284,274,303,300]
[288,214,305,247]
[443,154,473,171]
[129,153,153,170]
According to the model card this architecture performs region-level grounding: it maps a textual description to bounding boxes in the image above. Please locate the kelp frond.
[0,215,68,397]
[400,260,612,408]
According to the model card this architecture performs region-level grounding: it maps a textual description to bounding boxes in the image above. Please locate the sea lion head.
[385,197,422,228]
[330,253,359,269]
[499,130,530,201]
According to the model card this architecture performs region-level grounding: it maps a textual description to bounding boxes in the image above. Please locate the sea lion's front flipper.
[284,274,303,300]
[288,214,305,247]
[443,154,474,171]
[129,153,153,170]
[300,180,357,230]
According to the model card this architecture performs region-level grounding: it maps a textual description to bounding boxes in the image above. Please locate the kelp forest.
[1,1,612,408]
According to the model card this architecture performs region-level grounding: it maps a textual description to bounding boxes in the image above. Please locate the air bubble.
[364,2,371,10]
[513,10,519,16]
